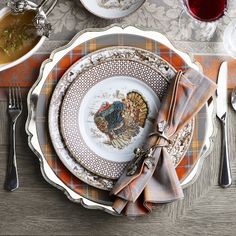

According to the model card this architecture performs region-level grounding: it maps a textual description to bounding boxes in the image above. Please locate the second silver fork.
[4,87,22,191]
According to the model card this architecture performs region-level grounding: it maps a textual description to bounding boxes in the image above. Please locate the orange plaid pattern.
[0,34,234,212]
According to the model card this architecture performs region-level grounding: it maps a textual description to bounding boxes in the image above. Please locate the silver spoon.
[231,87,236,111]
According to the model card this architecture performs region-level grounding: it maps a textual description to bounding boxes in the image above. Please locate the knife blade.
[216,61,228,119]
[216,61,232,188]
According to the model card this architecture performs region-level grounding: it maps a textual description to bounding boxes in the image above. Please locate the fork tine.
[12,87,16,108]
[8,86,22,110]
[8,87,12,107]
[15,86,22,109]
[15,87,19,109]
[18,87,22,109]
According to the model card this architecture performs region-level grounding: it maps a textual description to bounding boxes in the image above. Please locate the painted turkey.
[94,91,149,149]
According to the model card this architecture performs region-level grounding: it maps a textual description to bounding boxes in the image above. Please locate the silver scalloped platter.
[49,46,194,185]
[26,25,216,215]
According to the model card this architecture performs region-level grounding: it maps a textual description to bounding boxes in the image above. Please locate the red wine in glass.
[184,0,227,22]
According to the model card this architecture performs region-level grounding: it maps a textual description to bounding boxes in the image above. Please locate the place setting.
[0,0,236,218]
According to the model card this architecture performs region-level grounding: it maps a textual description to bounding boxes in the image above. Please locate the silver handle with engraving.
[219,116,232,188]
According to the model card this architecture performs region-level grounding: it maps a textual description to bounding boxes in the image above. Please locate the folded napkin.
[110,68,217,216]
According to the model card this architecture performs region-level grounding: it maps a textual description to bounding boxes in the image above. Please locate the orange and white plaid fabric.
[0,33,232,216]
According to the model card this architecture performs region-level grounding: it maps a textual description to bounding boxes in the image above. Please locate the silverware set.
[4,87,22,191]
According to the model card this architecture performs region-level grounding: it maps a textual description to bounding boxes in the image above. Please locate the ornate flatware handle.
[4,121,19,191]
[219,118,232,188]
[126,148,147,176]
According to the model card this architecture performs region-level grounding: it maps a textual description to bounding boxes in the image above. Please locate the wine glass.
[223,19,236,58]
[181,0,236,57]
[183,0,227,22]
[179,0,227,41]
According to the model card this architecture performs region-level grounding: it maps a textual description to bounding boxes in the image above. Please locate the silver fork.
[4,87,22,191]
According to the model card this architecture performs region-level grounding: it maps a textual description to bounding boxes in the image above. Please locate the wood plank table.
[0,0,236,235]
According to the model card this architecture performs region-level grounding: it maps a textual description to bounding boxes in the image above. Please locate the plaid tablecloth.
[0,35,235,206]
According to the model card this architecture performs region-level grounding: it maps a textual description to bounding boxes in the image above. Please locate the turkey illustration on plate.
[78,75,160,162]
[93,91,150,150]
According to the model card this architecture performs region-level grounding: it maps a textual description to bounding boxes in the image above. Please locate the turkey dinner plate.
[48,46,194,185]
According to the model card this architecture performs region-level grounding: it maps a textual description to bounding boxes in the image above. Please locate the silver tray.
[25,25,216,215]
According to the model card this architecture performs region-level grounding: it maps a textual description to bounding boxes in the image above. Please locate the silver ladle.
[7,0,58,37]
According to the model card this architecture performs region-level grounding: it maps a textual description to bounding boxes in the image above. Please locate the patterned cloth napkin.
[110,68,217,216]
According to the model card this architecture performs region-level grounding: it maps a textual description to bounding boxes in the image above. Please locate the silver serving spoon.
[231,87,236,111]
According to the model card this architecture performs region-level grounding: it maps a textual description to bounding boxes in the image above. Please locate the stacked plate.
[26,25,215,215]
[48,46,195,191]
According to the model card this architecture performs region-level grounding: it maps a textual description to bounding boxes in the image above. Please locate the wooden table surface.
[1,0,236,235]
[0,77,235,236]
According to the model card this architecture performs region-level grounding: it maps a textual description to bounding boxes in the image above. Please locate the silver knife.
[216,61,232,188]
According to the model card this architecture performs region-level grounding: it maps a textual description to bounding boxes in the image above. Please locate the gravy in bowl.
[0,10,40,64]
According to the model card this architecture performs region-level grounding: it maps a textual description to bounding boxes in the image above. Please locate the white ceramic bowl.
[80,0,145,19]
[0,3,46,72]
